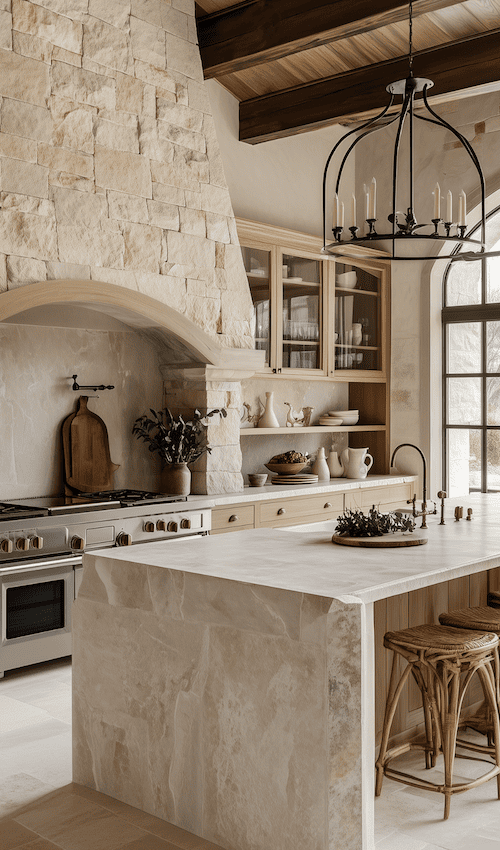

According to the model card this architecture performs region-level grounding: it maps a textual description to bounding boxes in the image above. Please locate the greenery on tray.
[335,506,416,537]
[132,407,226,465]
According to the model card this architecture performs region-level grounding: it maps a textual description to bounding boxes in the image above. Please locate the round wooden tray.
[331,531,428,548]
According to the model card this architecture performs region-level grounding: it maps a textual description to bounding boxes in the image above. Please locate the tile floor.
[2,659,500,849]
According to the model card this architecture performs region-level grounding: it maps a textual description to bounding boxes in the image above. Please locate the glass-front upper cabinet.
[237,217,389,380]
[333,260,386,376]
[281,252,323,372]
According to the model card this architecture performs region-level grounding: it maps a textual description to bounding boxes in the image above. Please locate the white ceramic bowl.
[340,414,359,425]
[329,410,358,416]
[336,271,357,289]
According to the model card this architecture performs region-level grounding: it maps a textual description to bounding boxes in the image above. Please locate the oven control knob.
[156,520,167,531]
[29,535,43,550]
[180,518,191,530]
[167,521,178,533]
[16,537,30,551]
[0,538,13,553]
[71,536,85,551]
[116,532,132,547]
[144,521,155,533]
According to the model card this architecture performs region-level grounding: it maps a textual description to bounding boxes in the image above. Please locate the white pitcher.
[341,447,373,479]
[327,450,344,478]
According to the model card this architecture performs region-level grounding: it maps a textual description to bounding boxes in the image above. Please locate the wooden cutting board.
[331,531,427,547]
[62,396,119,493]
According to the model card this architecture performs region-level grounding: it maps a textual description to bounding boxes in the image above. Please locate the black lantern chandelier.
[322,0,486,262]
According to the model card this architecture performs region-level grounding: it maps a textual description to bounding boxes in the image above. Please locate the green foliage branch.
[335,506,416,537]
[132,407,227,465]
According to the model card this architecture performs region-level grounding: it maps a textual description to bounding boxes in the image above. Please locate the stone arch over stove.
[0,280,264,496]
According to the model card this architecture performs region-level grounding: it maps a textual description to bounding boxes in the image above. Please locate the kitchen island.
[72,494,500,850]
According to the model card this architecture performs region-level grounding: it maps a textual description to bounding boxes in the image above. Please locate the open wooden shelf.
[240,424,386,435]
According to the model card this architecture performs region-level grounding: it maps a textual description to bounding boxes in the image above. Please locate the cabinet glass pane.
[241,246,271,367]
[282,254,321,370]
[334,263,380,371]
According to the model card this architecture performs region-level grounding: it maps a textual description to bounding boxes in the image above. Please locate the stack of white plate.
[271,473,319,485]
[318,414,344,426]
[319,410,359,426]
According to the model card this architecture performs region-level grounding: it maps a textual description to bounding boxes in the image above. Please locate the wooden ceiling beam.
[197,0,461,79]
[239,29,500,143]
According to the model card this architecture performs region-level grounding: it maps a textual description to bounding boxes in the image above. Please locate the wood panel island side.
[72,494,500,850]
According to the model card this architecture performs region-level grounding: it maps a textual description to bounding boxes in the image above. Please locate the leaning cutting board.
[62,396,119,493]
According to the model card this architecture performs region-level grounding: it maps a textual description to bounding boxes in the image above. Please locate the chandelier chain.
[409,0,413,71]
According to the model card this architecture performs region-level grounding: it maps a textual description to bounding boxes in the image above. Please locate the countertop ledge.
[185,473,417,509]
[86,493,497,605]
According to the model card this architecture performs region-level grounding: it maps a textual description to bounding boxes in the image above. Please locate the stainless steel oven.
[0,491,211,677]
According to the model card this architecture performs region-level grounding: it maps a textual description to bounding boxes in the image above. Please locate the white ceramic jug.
[258,391,280,428]
[341,447,374,479]
[327,450,344,478]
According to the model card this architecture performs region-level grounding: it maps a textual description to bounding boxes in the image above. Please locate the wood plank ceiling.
[195,0,500,143]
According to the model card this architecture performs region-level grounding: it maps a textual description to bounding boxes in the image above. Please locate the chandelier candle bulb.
[364,184,369,219]
[446,190,453,222]
[332,193,339,229]
[459,190,467,226]
[340,201,345,229]
[368,178,377,219]
[433,182,441,219]
[351,194,357,227]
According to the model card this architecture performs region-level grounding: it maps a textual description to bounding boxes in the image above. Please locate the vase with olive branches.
[132,407,227,495]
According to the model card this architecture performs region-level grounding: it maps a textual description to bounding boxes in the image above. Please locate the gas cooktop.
[1,490,187,519]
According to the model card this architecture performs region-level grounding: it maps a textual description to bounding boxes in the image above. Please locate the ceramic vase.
[352,323,362,346]
[327,450,344,478]
[160,462,191,495]
[311,447,330,480]
[258,391,280,428]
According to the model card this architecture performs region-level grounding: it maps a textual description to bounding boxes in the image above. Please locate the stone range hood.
[0,0,263,493]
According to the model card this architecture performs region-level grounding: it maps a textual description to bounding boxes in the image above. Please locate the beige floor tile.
[116,836,186,850]
[15,792,147,850]
[0,817,40,849]
[0,697,54,733]
[0,774,58,819]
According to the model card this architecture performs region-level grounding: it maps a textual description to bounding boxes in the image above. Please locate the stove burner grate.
[0,502,49,518]
[81,489,188,506]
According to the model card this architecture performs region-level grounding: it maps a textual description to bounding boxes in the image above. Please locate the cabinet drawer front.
[348,483,413,511]
[258,493,344,525]
[211,505,255,532]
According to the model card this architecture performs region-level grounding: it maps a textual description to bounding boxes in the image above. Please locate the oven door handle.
[0,555,82,575]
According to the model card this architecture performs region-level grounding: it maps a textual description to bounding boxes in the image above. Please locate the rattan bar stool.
[439,606,500,742]
[375,623,500,820]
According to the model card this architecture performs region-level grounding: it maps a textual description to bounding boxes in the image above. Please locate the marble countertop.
[89,493,500,604]
[185,473,416,508]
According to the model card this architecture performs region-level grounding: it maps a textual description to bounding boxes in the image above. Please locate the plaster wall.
[206,80,354,239]
[0,307,163,499]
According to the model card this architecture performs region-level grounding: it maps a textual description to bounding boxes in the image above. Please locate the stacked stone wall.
[0,0,254,349]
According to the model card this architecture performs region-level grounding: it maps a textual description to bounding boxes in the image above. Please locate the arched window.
[443,207,500,494]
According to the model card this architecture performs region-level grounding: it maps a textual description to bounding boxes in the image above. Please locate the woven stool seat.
[488,590,500,608]
[385,622,499,653]
[440,606,500,633]
[376,623,500,820]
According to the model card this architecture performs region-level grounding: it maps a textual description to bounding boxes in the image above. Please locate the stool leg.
[412,664,438,768]
[376,652,413,796]
[441,663,461,820]
[477,664,500,799]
